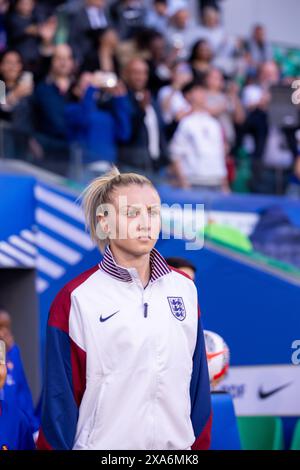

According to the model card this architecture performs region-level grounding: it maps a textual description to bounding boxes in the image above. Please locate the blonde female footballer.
[37,167,211,450]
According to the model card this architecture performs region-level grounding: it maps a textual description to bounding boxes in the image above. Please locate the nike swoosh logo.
[258,382,292,400]
[99,310,120,323]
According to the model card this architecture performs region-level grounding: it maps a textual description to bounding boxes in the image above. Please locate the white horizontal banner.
[217,364,300,416]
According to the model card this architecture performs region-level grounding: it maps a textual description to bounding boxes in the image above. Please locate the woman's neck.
[109,244,151,287]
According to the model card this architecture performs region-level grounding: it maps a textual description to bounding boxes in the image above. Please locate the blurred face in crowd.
[206,68,224,92]
[184,85,206,109]
[0,51,23,85]
[171,62,192,87]
[86,0,105,8]
[101,184,161,258]
[0,310,12,350]
[253,25,266,44]
[0,0,9,14]
[16,0,35,16]
[149,35,166,62]
[193,40,213,62]
[123,59,149,92]
[172,9,189,29]
[154,0,167,16]
[259,61,280,86]
[51,45,75,79]
[202,7,219,28]
[99,28,119,50]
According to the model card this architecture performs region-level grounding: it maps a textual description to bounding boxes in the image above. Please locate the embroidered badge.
[167,297,186,321]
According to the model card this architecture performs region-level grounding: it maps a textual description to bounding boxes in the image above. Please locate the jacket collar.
[99,244,171,283]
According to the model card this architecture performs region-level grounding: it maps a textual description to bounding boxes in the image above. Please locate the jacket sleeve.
[37,287,86,450]
[190,309,212,450]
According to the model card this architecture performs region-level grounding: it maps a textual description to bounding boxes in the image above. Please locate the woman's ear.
[97,213,110,235]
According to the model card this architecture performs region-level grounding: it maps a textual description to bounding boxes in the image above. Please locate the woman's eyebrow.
[120,204,161,209]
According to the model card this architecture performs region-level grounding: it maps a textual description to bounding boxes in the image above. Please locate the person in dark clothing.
[81,26,120,75]
[146,30,171,97]
[33,44,75,175]
[118,57,170,178]
[109,0,146,40]
[0,49,34,158]
[6,0,42,70]
[189,39,213,84]
[68,0,109,67]
[0,359,35,450]
[0,0,9,53]
[6,0,58,74]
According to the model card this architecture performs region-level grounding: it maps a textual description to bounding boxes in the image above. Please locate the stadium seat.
[237,416,284,450]
[210,392,241,450]
[290,419,300,450]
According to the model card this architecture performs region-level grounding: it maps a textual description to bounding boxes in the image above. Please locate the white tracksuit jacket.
[37,245,211,450]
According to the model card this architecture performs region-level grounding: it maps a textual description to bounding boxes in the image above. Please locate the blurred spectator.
[0,361,35,450]
[166,256,196,280]
[246,24,273,71]
[0,0,9,53]
[146,30,171,96]
[6,0,58,74]
[6,0,47,70]
[196,6,238,76]
[241,62,279,162]
[65,71,131,175]
[198,0,224,14]
[146,0,168,34]
[166,1,197,60]
[33,44,75,175]
[109,0,147,40]
[205,67,244,148]
[69,0,109,66]
[82,26,120,74]
[197,6,228,56]
[0,49,34,158]
[118,57,169,176]
[189,38,213,83]
[169,80,227,190]
[158,60,191,138]
[0,307,39,436]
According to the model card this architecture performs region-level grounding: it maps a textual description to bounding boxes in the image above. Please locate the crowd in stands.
[0,0,299,194]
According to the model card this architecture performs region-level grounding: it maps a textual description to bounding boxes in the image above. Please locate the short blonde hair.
[80,166,156,253]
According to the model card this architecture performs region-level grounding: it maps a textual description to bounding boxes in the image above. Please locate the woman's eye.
[149,208,160,216]
[127,209,139,217]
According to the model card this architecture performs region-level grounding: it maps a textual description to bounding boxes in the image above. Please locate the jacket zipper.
[144,302,148,318]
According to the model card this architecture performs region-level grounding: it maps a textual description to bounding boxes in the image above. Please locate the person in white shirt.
[166,1,199,60]
[158,61,192,125]
[170,80,228,191]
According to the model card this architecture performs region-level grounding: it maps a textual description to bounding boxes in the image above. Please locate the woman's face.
[195,41,212,62]
[0,52,23,83]
[102,184,161,257]
[16,0,35,16]
[206,69,223,91]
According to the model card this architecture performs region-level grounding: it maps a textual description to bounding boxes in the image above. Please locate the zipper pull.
[144,302,148,318]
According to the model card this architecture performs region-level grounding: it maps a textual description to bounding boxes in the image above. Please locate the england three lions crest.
[167,297,186,321]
